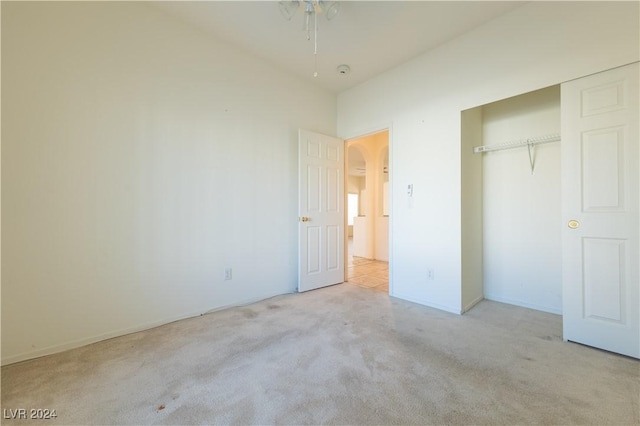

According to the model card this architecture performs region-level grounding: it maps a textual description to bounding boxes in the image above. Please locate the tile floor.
[346,238,389,293]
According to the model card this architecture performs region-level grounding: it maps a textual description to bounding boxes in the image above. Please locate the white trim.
[462,295,484,313]
[387,125,394,296]
[341,122,394,142]
[484,294,562,315]
[1,291,289,366]
[391,291,462,315]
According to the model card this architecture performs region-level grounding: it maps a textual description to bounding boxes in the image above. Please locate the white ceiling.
[153,1,525,93]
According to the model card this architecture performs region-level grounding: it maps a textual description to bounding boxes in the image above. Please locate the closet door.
[561,62,639,358]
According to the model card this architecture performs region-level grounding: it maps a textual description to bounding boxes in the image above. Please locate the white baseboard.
[462,295,484,313]
[1,290,291,366]
[391,291,461,315]
[1,309,205,366]
[484,294,562,315]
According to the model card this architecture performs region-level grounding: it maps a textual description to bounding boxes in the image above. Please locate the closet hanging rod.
[473,133,561,154]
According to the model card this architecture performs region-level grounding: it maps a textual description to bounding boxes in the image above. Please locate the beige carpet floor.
[2,283,639,425]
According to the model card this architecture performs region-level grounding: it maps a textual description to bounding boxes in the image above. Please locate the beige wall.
[347,176,365,197]
[1,2,336,364]
[461,107,483,312]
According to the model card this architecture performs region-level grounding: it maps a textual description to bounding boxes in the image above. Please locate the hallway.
[347,238,389,293]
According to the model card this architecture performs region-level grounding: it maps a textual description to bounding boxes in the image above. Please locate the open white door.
[561,62,639,358]
[298,129,345,292]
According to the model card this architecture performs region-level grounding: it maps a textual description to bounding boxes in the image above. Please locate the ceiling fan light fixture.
[278,0,341,77]
[305,1,315,14]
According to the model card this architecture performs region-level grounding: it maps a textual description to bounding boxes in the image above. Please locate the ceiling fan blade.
[279,0,300,20]
[325,1,340,20]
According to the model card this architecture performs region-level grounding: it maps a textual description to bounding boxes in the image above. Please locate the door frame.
[342,124,394,295]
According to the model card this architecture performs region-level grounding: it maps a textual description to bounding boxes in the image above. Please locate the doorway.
[466,85,563,315]
[344,130,390,293]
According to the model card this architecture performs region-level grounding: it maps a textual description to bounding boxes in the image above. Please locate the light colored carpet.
[2,283,639,425]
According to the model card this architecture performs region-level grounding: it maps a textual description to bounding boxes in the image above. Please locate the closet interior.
[461,85,562,314]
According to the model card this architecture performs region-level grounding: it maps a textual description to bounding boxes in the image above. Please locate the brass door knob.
[300,216,310,222]
[568,220,580,229]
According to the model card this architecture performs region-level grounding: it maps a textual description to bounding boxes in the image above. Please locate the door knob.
[300,216,310,222]
[568,220,580,229]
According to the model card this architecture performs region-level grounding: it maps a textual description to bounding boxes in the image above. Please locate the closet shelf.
[473,133,561,154]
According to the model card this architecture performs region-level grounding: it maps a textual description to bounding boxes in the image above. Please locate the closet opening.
[461,85,562,315]
[461,64,639,358]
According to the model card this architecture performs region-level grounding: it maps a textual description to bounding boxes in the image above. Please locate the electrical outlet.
[427,269,434,280]
[224,268,232,280]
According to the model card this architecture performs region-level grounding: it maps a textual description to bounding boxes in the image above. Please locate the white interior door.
[298,129,345,292]
[561,62,639,358]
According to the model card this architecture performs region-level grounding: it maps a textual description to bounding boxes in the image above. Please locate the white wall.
[337,2,639,313]
[482,86,562,314]
[375,217,389,262]
[1,2,336,364]
[352,217,370,258]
